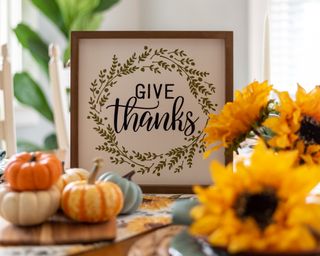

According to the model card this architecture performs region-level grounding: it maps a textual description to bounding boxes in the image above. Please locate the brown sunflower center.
[298,116,320,144]
[234,189,278,230]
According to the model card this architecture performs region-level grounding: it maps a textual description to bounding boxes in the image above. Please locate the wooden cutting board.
[0,213,116,245]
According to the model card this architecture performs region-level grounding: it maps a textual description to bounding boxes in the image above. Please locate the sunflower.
[190,142,320,253]
[203,81,272,158]
[264,85,320,164]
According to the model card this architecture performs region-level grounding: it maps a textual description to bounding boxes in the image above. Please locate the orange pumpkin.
[61,159,123,223]
[55,168,89,192]
[4,152,62,191]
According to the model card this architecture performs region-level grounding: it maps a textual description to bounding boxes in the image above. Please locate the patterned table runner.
[0,194,194,256]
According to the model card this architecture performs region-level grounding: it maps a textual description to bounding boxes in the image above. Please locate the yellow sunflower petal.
[251,141,298,172]
[204,81,272,156]
[279,165,320,201]
[273,226,317,251]
[189,214,221,236]
[190,205,206,219]
[287,204,320,232]
[266,85,320,163]
[296,84,320,122]
[263,90,301,149]
[208,228,229,247]
[210,160,233,185]
[228,235,254,253]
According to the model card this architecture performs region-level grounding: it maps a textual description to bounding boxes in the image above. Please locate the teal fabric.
[172,198,199,226]
[170,229,229,256]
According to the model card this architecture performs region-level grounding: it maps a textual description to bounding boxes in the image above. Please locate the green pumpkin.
[98,171,142,214]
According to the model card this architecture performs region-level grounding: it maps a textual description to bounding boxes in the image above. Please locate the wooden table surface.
[74,230,152,256]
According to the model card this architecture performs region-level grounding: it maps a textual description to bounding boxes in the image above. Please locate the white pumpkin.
[0,184,60,226]
[56,168,89,192]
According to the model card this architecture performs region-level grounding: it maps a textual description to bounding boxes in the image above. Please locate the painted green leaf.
[88,47,214,176]
[94,0,120,13]
[14,72,54,122]
[13,23,49,75]
[30,0,68,38]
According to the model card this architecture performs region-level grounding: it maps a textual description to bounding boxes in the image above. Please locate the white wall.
[17,0,252,147]
[102,0,250,90]
[101,0,141,30]
[248,0,269,82]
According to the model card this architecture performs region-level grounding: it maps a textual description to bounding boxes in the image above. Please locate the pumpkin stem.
[122,170,135,181]
[29,153,37,162]
[88,158,104,184]
[61,161,65,174]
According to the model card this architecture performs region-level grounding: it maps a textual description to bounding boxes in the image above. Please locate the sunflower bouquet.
[191,81,320,254]
[264,85,320,165]
[203,80,274,157]
[204,81,320,164]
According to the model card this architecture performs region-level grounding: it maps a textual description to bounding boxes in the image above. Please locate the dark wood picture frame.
[71,31,233,193]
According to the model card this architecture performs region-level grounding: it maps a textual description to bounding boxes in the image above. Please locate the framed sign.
[71,31,233,193]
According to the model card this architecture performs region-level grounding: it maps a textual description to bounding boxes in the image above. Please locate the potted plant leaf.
[13,0,120,151]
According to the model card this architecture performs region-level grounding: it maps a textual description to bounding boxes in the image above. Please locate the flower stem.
[252,128,271,148]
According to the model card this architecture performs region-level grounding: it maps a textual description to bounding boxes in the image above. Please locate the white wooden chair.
[0,44,16,157]
[49,44,70,166]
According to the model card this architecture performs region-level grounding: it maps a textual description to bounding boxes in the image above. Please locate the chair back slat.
[49,43,70,167]
[0,44,17,157]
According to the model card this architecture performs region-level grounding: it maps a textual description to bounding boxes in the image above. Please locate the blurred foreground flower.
[191,142,320,253]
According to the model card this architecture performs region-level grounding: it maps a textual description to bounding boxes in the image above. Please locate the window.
[0,0,22,73]
[0,0,39,128]
[270,0,320,92]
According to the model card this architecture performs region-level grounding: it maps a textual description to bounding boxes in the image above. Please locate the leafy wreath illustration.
[87,46,217,176]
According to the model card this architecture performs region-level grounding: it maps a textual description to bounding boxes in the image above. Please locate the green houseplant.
[13,0,120,151]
